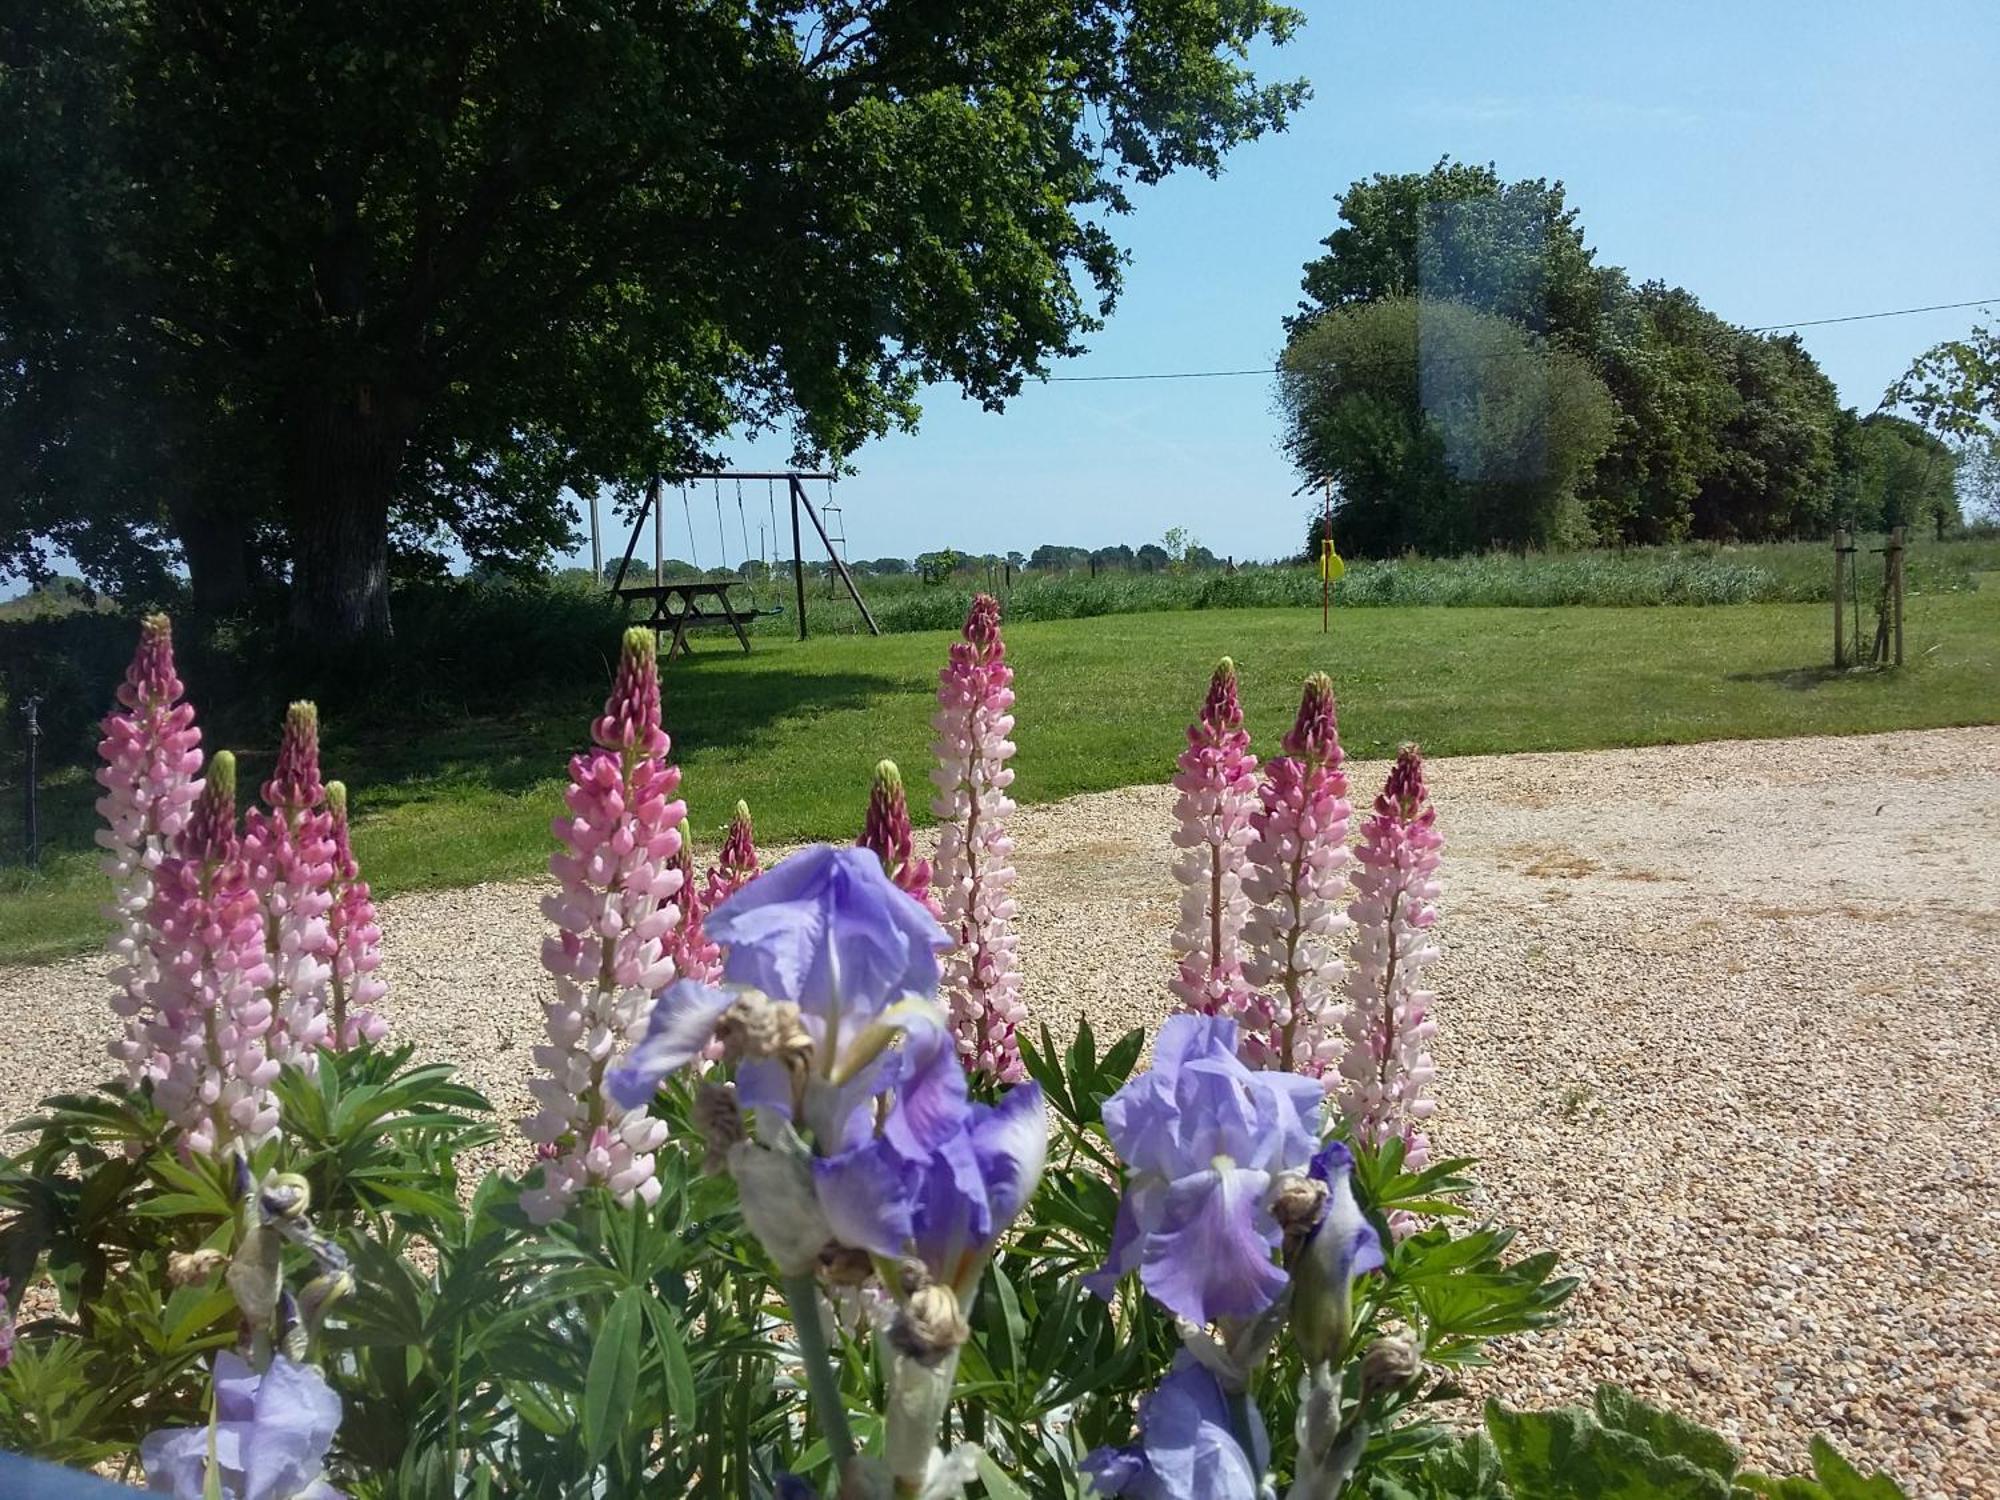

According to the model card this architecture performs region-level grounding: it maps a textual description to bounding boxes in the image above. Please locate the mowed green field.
[5,589,1997,964]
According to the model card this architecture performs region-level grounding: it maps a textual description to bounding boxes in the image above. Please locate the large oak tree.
[2,0,1306,642]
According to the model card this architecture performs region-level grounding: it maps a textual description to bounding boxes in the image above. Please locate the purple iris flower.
[1081,1357,1266,1500]
[705,844,950,1020]
[1086,1014,1324,1325]
[812,1026,1047,1294]
[140,1353,342,1499]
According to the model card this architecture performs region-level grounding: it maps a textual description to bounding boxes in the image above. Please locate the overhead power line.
[1044,294,1999,384]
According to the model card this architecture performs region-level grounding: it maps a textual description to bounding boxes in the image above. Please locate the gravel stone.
[4,726,1995,1495]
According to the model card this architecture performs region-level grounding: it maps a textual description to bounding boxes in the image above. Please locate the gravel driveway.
[6,727,1996,1497]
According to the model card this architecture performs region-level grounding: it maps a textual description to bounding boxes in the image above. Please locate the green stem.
[782,1273,856,1470]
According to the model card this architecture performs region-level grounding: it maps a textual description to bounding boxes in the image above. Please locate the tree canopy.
[1284,160,1962,552]
[1279,297,1616,556]
[1,0,1307,642]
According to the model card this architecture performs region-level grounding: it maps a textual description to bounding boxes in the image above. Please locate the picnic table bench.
[613,578,758,660]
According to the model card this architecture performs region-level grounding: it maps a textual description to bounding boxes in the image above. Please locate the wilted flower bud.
[1359,1336,1422,1399]
[167,1248,230,1286]
[692,1081,747,1174]
[1272,1171,1328,1255]
[890,1283,970,1365]
[728,1140,835,1277]
[818,1244,877,1287]
[715,995,814,1076]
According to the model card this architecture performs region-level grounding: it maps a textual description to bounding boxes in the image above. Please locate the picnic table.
[613,578,756,659]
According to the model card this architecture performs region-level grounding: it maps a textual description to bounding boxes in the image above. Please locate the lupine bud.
[241,703,337,1066]
[705,799,762,908]
[96,614,203,1083]
[930,595,1026,1083]
[324,783,388,1048]
[1168,658,1260,1021]
[521,629,683,1223]
[1338,746,1443,1179]
[1240,672,1353,1078]
[144,753,283,1157]
[859,760,941,917]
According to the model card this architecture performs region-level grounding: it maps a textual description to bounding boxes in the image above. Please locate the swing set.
[590,471,879,658]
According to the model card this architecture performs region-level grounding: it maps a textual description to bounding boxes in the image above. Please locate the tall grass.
[863,535,1998,634]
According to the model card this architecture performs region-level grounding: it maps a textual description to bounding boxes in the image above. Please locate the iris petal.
[1141,1165,1285,1326]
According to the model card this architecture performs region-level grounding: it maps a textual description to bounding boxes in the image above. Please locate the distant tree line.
[1280,159,1966,559]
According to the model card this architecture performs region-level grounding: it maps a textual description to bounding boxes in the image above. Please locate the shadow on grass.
[1722,664,1884,691]
[1,665,905,869]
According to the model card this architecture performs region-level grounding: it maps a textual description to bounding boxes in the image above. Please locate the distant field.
[669,532,2000,637]
[5,587,1997,965]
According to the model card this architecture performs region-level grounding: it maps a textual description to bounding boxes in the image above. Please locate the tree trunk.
[285,389,407,645]
[168,497,254,614]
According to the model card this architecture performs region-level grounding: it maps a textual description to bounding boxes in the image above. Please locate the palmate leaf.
[1735,1438,1910,1500]
[1592,1385,1738,1478]
[1485,1400,1733,1500]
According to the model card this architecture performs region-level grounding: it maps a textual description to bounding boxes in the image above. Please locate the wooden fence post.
[1890,525,1906,667]
[1832,529,1847,668]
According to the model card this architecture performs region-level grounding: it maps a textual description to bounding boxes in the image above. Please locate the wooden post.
[1832,529,1847,667]
[653,484,664,587]
[610,481,654,594]
[791,480,808,640]
[792,476,880,635]
[1322,480,1333,635]
[1890,525,1906,666]
[588,490,602,583]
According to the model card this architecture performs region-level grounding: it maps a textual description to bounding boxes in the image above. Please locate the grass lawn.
[6,589,1997,965]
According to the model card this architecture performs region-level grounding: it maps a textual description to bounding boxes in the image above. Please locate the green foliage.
[1278,297,1618,555]
[1290,157,1612,350]
[1,0,1308,640]
[1457,1388,1909,1500]
[1285,163,1951,550]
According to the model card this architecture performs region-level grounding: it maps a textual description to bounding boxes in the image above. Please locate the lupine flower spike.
[1240,672,1353,1079]
[1168,657,1260,1023]
[704,799,762,908]
[324,782,388,1048]
[668,841,723,985]
[96,613,203,1083]
[520,628,685,1223]
[144,753,283,1158]
[241,703,337,1067]
[859,759,942,918]
[930,594,1027,1083]
[1339,745,1443,1177]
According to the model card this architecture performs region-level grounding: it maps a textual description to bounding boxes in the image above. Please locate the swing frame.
[601,471,879,645]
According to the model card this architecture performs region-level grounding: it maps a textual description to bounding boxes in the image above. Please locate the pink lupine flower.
[667,840,723,985]
[324,782,388,1048]
[1241,673,1353,1079]
[95,614,203,1082]
[1338,745,1443,1175]
[859,759,942,918]
[144,753,282,1158]
[240,703,336,1067]
[703,799,761,909]
[521,628,684,1224]
[930,595,1026,1083]
[1168,658,1260,1023]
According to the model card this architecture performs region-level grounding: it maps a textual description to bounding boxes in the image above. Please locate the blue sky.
[664,0,1999,571]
